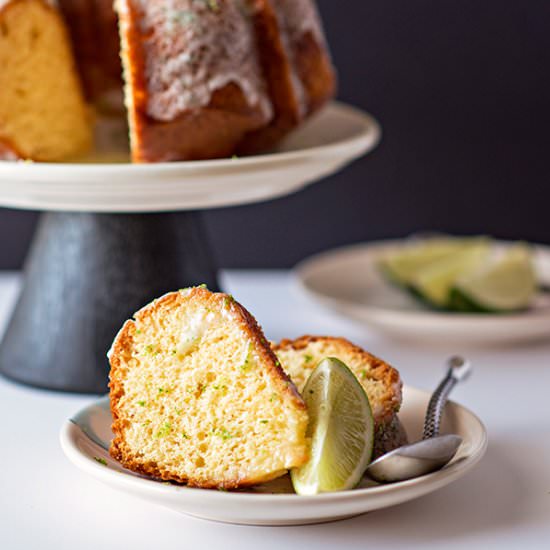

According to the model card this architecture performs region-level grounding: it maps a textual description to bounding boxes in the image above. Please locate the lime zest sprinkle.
[144,344,159,355]
[94,457,107,466]
[239,342,254,372]
[213,427,233,440]
[181,431,189,439]
[156,422,172,438]
[304,354,313,363]
[260,420,269,424]
[137,400,146,407]
[193,0,220,12]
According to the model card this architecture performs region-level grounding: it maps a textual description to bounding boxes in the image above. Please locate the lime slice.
[379,238,476,287]
[410,240,490,307]
[449,245,537,312]
[291,357,374,495]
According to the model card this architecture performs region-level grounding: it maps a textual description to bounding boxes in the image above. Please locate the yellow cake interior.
[0,0,92,160]
[110,289,309,488]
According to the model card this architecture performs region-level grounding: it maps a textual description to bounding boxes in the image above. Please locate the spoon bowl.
[365,356,472,484]
[366,434,463,483]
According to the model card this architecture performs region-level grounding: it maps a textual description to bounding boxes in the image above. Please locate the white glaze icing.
[126,0,272,122]
[176,305,221,356]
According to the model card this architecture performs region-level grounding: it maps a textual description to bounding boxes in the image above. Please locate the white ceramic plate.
[296,240,550,345]
[0,102,380,213]
[60,386,487,526]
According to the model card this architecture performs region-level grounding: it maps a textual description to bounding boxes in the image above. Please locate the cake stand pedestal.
[0,102,380,394]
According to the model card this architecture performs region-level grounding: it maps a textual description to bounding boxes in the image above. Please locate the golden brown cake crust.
[238,0,336,154]
[236,0,301,154]
[290,30,336,115]
[274,335,403,427]
[109,288,307,489]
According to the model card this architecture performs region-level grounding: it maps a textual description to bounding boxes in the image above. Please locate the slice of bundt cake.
[0,0,92,161]
[115,0,274,162]
[109,287,309,489]
[274,336,407,457]
[238,0,337,154]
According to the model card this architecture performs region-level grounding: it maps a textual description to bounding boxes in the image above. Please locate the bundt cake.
[0,0,92,161]
[0,0,335,163]
[109,286,309,489]
[115,0,336,162]
[274,336,408,457]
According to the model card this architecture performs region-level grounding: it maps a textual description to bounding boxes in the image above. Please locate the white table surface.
[1,270,549,549]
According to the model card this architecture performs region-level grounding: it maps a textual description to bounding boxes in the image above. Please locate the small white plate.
[0,102,380,213]
[60,386,487,526]
[296,240,550,345]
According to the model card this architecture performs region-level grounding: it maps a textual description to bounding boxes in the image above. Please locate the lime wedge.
[449,245,537,312]
[379,238,476,287]
[291,357,374,495]
[410,240,490,307]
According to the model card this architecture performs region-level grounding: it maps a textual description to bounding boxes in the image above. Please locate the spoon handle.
[422,356,472,440]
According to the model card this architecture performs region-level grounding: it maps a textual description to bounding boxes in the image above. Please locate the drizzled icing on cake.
[270,0,327,118]
[127,0,273,122]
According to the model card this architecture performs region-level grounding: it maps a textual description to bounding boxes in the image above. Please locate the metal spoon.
[365,356,472,483]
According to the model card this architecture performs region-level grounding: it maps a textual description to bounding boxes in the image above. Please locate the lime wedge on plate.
[449,245,537,312]
[291,357,374,495]
[379,237,475,287]
[410,240,490,307]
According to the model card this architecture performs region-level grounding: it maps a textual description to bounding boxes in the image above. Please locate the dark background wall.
[1,0,549,269]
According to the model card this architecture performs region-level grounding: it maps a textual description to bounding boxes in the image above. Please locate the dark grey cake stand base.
[0,212,219,394]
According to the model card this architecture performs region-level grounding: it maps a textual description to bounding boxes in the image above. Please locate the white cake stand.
[0,102,380,393]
